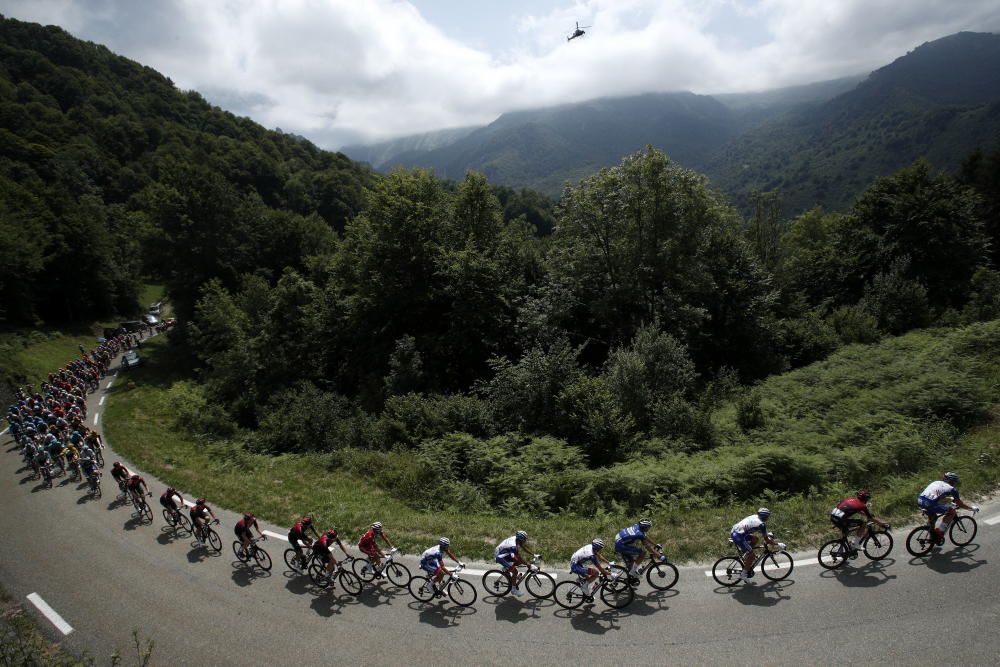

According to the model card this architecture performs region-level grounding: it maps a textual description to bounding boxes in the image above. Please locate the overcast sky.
[2,0,999,148]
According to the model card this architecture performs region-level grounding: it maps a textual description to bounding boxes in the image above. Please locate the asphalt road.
[1,360,998,666]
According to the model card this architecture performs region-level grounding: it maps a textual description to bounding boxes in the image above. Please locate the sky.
[2,0,999,149]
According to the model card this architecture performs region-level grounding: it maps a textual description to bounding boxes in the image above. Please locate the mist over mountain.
[344,32,1000,210]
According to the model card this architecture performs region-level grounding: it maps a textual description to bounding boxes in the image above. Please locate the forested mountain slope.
[0,16,373,324]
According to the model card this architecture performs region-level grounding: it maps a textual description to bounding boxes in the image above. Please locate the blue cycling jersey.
[616,524,646,545]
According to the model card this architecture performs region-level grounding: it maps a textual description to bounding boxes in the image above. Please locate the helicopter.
[567,21,590,42]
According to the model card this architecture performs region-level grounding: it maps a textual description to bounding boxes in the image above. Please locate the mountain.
[345,32,1000,210]
[342,125,481,170]
[706,31,1000,212]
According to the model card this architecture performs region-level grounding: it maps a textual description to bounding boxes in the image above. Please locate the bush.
[736,389,765,432]
[167,380,236,438]
[860,256,931,335]
[827,305,881,344]
[372,392,493,449]
[255,382,357,453]
[894,370,988,429]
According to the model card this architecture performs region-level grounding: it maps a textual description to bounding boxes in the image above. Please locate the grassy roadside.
[103,331,1000,563]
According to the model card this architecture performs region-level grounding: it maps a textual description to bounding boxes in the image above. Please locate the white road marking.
[183,499,195,507]
[0,427,7,436]
[106,379,114,389]
[264,530,288,542]
[98,396,105,406]
[26,593,74,635]
[93,413,100,426]
[985,514,1000,526]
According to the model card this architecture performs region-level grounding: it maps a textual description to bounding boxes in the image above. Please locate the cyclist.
[159,486,185,520]
[125,473,149,507]
[190,498,218,543]
[288,516,319,571]
[731,508,785,581]
[494,530,531,597]
[569,538,612,599]
[110,461,131,491]
[235,512,264,558]
[830,489,889,556]
[419,538,463,595]
[32,447,53,481]
[312,528,351,580]
[358,522,395,575]
[615,518,660,584]
[918,472,980,545]
[81,456,100,488]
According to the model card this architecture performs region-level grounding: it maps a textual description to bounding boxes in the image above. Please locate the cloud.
[2,0,999,147]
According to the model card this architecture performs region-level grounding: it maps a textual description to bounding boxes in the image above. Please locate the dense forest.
[3,16,1000,518]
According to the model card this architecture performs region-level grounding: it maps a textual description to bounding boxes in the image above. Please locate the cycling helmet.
[515,530,528,542]
[757,508,771,519]
[371,521,383,532]
[638,518,652,531]
[438,537,451,548]
[944,472,959,484]
[302,516,313,526]
[243,512,255,522]
[856,489,871,502]
[195,497,206,506]
[592,538,605,550]
[326,530,338,539]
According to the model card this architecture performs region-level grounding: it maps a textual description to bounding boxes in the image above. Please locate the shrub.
[167,380,236,438]
[827,305,881,344]
[372,392,493,449]
[860,256,931,335]
[255,382,356,453]
[736,389,765,432]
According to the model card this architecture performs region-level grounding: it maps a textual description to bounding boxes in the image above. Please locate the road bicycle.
[162,505,193,534]
[608,544,679,591]
[408,563,478,607]
[553,566,634,610]
[482,554,556,599]
[86,470,102,498]
[193,518,223,553]
[906,508,978,557]
[712,537,794,586]
[130,491,154,524]
[309,556,362,595]
[283,545,316,574]
[39,461,53,488]
[233,535,273,571]
[352,547,410,587]
[817,521,893,569]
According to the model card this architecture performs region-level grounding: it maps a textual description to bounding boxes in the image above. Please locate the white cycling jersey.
[731,515,766,535]
[571,544,597,565]
[920,481,957,501]
[495,536,518,557]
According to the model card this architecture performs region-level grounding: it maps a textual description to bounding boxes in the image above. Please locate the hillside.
[706,31,1000,212]
[0,15,373,324]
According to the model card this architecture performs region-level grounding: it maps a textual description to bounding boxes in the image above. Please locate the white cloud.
[1,0,998,147]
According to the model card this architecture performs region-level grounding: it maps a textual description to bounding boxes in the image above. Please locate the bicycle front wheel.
[232,541,249,562]
[646,561,679,590]
[386,562,410,587]
[309,563,332,589]
[600,578,634,609]
[481,569,511,597]
[863,530,893,560]
[142,503,153,524]
[448,579,477,607]
[553,581,585,610]
[284,549,303,573]
[162,509,177,526]
[950,516,977,546]
[338,570,362,596]
[906,526,934,557]
[254,547,273,571]
[818,539,848,570]
[206,528,222,553]
[408,576,435,602]
[95,450,104,467]
[176,514,192,535]
[760,551,793,581]
[712,556,743,586]
[525,571,556,599]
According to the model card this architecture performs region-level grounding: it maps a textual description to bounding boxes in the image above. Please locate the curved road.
[1,359,998,665]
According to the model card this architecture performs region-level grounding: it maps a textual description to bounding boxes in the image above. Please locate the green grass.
[137,283,165,310]
[0,325,113,388]
[102,328,1000,563]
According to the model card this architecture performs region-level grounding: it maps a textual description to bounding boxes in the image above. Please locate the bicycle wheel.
[386,562,410,587]
[206,528,222,553]
[600,578,634,609]
[253,547,273,571]
[162,509,177,526]
[481,569,512,597]
[352,557,376,583]
[608,564,633,588]
[448,579,477,607]
[142,503,153,524]
[906,526,934,557]
[712,556,743,586]
[818,539,848,570]
[95,450,104,467]
[309,563,332,588]
[524,571,556,599]
[863,530,893,560]
[761,551,794,580]
[949,516,977,546]
[284,549,303,573]
[176,514,192,535]
[408,576,435,602]
[338,570,362,596]
[93,480,102,498]
[553,581,585,610]
[646,561,679,590]
[232,541,249,562]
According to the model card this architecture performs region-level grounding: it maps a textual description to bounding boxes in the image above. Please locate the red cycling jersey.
[313,532,338,553]
[236,518,258,534]
[126,475,144,490]
[834,497,872,519]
